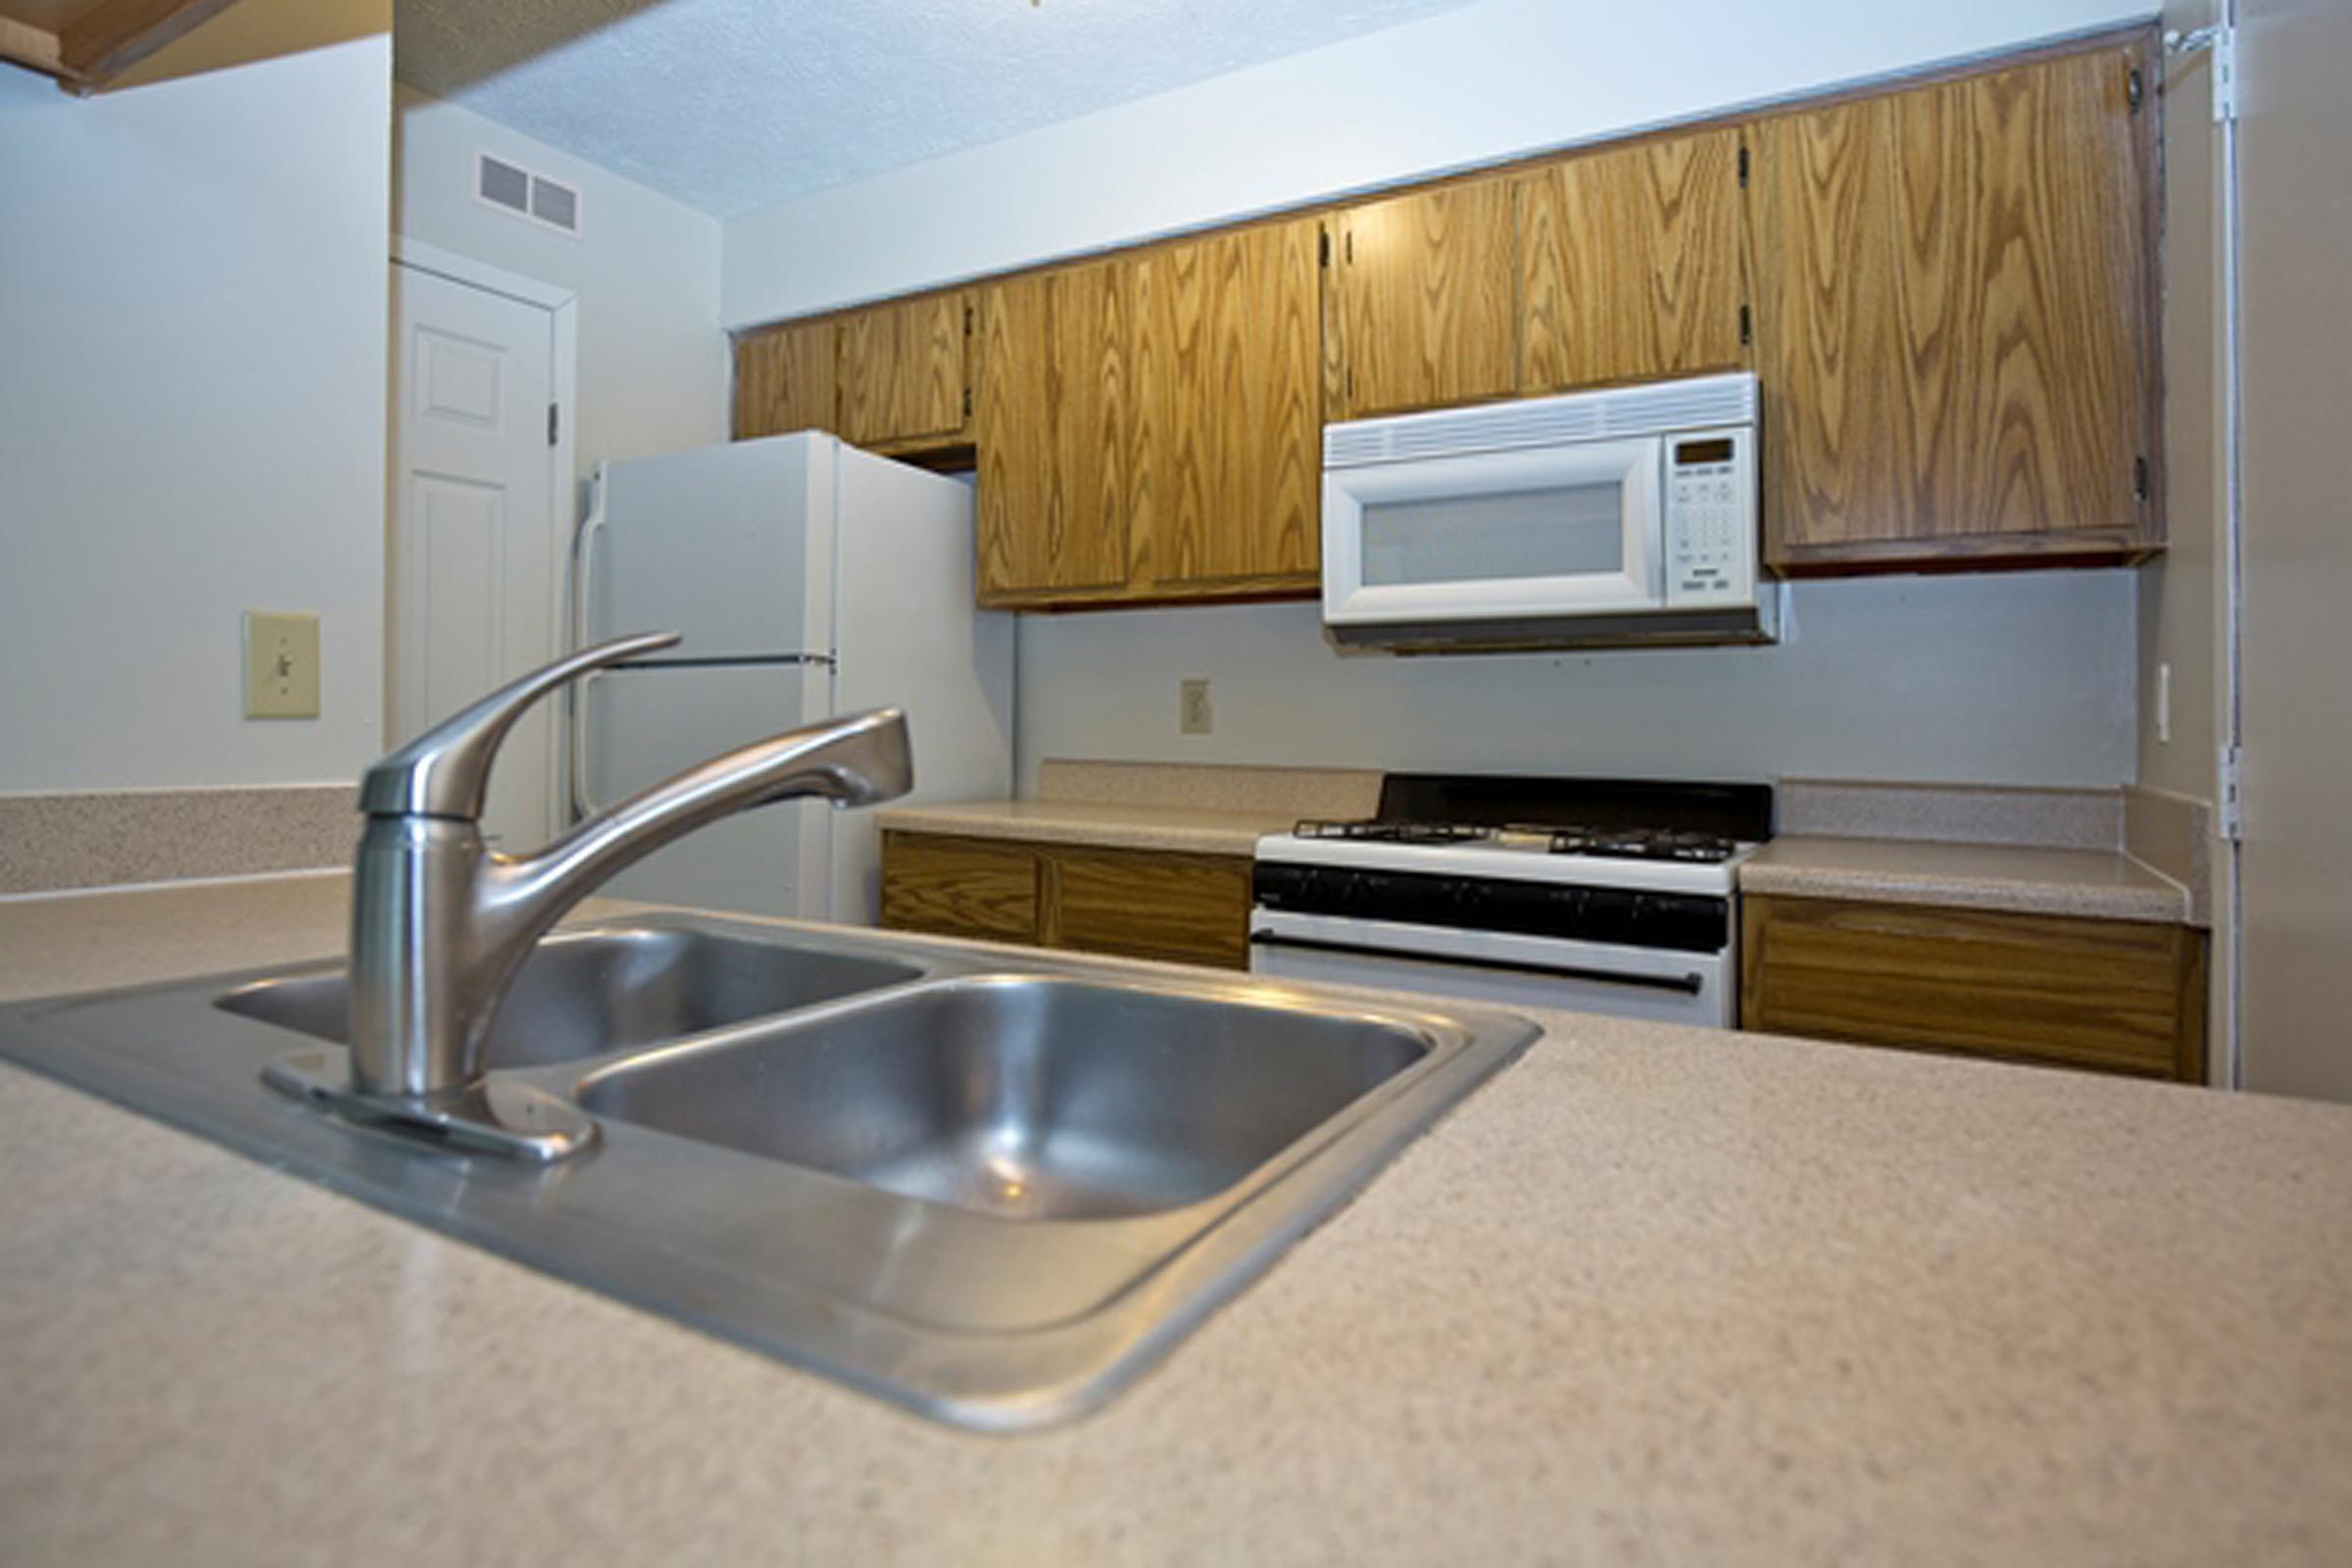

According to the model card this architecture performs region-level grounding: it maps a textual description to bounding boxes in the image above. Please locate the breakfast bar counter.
[1,874,2345,1565]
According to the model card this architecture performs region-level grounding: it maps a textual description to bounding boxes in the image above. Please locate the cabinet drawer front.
[1741,896,2204,1079]
[1048,848,1251,969]
[880,833,1038,942]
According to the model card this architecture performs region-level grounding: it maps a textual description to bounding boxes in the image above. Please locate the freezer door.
[577,662,834,919]
[588,434,836,660]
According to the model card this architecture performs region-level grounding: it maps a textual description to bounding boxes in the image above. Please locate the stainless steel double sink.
[0,914,1537,1430]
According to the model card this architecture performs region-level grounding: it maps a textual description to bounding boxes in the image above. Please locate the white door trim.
[385,240,579,837]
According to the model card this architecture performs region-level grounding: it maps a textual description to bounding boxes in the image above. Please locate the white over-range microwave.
[1320,371,1776,651]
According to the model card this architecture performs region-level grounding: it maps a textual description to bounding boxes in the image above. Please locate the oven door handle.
[1247,930,1705,996]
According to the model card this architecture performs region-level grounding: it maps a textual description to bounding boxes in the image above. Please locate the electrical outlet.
[244,611,320,719]
[1179,677,1213,736]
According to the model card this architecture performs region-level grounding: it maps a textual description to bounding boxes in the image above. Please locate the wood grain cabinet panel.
[1325,178,1518,419]
[1130,220,1323,589]
[837,291,971,449]
[732,318,836,440]
[975,263,1135,601]
[878,832,1038,942]
[1741,895,2206,1082]
[1518,127,1750,392]
[1045,847,1252,970]
[1749,43,2159,570]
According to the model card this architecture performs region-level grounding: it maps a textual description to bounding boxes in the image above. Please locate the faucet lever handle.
[360,630,680,820]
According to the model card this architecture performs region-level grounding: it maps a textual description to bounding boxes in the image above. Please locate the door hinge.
[2166,23,2238,123]
[2133,454,2150,504]
[1738,144,1749,188]
[1739,304,1752,347]
[547,402,560,447]
[2219,743,2245,841]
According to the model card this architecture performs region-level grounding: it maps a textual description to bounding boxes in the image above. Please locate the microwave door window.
[1360,483,1628,588]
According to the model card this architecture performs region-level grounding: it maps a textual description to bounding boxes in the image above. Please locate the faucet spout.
[495,706,912,946]
[345,633,913,1103]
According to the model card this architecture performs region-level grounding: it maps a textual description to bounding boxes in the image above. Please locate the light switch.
[244,611,320,719]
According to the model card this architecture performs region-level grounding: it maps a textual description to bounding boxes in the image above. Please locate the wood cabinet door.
[836,292,970,448]
[878,832,1040,943]
[1130,219,1322,588]
[1749,44,2157,569]
[1045,847,1252,969]
[1517,127,1748,393]
[974,263,1134,600]
[732,318,835,440]
[1325,178,1517,419]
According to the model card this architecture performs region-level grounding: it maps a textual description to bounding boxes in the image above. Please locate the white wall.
[724,0,2152,324]
[394,83,727,495]
[1014,573,2140,794]
[0,0,393,793]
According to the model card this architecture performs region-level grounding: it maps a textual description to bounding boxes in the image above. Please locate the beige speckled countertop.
[876,797,1295,856]
[4,874,2348,1564]
[1742,836,2194,924]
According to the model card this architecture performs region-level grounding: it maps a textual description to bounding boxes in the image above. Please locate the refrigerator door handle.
[565,469,610,825]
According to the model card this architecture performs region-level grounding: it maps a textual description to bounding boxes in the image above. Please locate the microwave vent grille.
[1324,372,1756,467]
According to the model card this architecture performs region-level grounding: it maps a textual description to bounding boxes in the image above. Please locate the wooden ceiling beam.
[0,0,249,87]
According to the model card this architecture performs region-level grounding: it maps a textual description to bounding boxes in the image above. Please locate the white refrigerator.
[568,433,1013,924]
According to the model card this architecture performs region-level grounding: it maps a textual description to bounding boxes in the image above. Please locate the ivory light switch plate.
[243,612,320,719]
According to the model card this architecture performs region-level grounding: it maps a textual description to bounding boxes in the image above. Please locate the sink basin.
[215,924,923,1067]
[576,974,1431,1220]
[0,912,1537,1430]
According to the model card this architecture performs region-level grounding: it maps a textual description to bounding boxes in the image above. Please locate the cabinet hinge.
[2128,66,2144,113]
[2219,743,2245,841]
[2166,23,2238,124]
[2133,455,2150,504]
[1318,230,1331,268]
[547,402,560,447]
[1738,145,1749,188]
[1739,304,1752,348]
[962,387,973,418]
[963,304,974,335]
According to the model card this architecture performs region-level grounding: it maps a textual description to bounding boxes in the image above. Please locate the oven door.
[1322,437,1664,627]
[1250,908,1733,1028]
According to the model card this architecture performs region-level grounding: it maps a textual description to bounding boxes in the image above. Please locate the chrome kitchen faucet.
[267,631,913,1159]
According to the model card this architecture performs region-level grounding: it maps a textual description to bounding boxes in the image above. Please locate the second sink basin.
[575,974,1433,1220]
[216,924,923,1067]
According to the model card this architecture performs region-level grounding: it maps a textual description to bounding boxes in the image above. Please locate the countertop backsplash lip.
[1774,777,2127,851]
[0,784,356,897]
[1037,758,1383,821]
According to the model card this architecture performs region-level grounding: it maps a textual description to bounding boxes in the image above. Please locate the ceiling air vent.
[475,152,581,238]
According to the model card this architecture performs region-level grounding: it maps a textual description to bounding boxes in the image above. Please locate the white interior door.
[2236,0,2352,1100]
[389,261,561,849]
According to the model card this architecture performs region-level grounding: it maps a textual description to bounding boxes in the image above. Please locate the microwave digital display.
[1672,438,1736,467]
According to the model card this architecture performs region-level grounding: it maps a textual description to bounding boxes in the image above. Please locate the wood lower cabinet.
[880,831,1251,970]
[1740,894,2206,1082]
[1322,178,1517,420]
[837,291,971,451]
[732,318,836,440]
[1748,41,2159,571]
[1517,126,1750,393]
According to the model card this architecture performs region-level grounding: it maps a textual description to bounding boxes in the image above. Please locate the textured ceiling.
[395,0,1495,218]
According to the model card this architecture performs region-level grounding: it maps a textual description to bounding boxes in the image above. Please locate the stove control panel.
[1251,862,1730,955]
[1661,426,1757,611]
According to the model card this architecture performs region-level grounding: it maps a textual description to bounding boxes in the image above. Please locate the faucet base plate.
[263,1048,599,1162]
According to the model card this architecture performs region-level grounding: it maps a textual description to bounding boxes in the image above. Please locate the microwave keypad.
[1670,460,1744,600]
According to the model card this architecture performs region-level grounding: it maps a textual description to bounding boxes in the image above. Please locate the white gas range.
[1250,776,1772,1028]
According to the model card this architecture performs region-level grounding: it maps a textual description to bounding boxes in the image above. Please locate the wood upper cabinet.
[732,318,836,440]
[975,262,1134,600]
[837,291,972,449]
[1323,178,1517,419]
[1517,127,1749,392]
[1749,42,2159,570]
[1130,220,1323,588]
